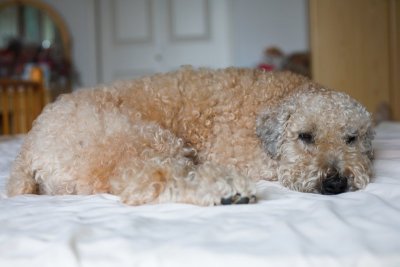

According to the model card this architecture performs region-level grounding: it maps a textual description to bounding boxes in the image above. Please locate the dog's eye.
[298,132,314,144]
[345,135,357,145]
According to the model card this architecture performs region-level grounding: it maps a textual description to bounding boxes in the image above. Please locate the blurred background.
[0,0,399,122]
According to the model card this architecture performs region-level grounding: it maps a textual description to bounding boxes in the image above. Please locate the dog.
[7,67,374,205]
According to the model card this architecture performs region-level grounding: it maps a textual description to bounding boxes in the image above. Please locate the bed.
[0,122,400,267]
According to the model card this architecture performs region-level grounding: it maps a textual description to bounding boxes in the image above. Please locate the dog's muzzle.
[321,172,348,195]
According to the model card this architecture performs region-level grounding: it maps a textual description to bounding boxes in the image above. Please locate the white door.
[98,0,232,83]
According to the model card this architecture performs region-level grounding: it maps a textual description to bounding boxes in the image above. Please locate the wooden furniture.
[0,79,45,134]
[0,0,73,100]
[0,0,72,65]
[309,0,400,121]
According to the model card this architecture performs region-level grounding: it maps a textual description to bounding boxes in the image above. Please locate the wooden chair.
[0,74,46,135]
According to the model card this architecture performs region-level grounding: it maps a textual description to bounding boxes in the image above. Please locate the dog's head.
[256,83,374,194]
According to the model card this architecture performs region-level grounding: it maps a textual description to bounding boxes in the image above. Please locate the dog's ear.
[361,117,375,161]
[256,103,293,159]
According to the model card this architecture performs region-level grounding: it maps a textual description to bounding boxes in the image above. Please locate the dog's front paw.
[214,172,257,205]
[188,163,257,206]
[221,193,257,205]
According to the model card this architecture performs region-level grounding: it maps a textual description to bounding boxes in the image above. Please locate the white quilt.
[1,123,400,267]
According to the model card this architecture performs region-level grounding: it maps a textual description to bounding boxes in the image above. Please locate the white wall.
[41,0,98,87]
[98,0,233,83]
[36,0,308,87]
[231,0,309,67]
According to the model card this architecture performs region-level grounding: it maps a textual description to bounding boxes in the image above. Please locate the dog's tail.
[7,146,38,196]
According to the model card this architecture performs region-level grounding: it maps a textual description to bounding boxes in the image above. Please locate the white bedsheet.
[1,123,400,267]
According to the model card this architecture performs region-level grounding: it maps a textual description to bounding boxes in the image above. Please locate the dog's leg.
[7,144,38,196]
[111,160,256,206]
[108,123,256,206]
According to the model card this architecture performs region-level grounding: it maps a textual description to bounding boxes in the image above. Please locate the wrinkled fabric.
[0,123,399,267]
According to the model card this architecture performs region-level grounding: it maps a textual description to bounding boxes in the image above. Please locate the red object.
[258,63,274,71]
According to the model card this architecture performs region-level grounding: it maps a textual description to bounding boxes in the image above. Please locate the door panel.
[390,0,400,120]
[99,0,158,82]
[97,0,231,83]
[310,0,391,115]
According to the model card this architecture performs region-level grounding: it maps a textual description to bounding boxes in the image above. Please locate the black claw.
[221,197,233,205]
[236,197,250,204]
[221,193,253,205]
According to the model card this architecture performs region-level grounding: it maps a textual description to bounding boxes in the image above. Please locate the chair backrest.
[0,79,45,135]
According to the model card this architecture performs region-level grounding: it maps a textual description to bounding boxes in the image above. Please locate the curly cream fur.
[7,67,374,205]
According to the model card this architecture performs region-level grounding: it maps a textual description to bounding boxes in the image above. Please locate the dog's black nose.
[322,174,348,195]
